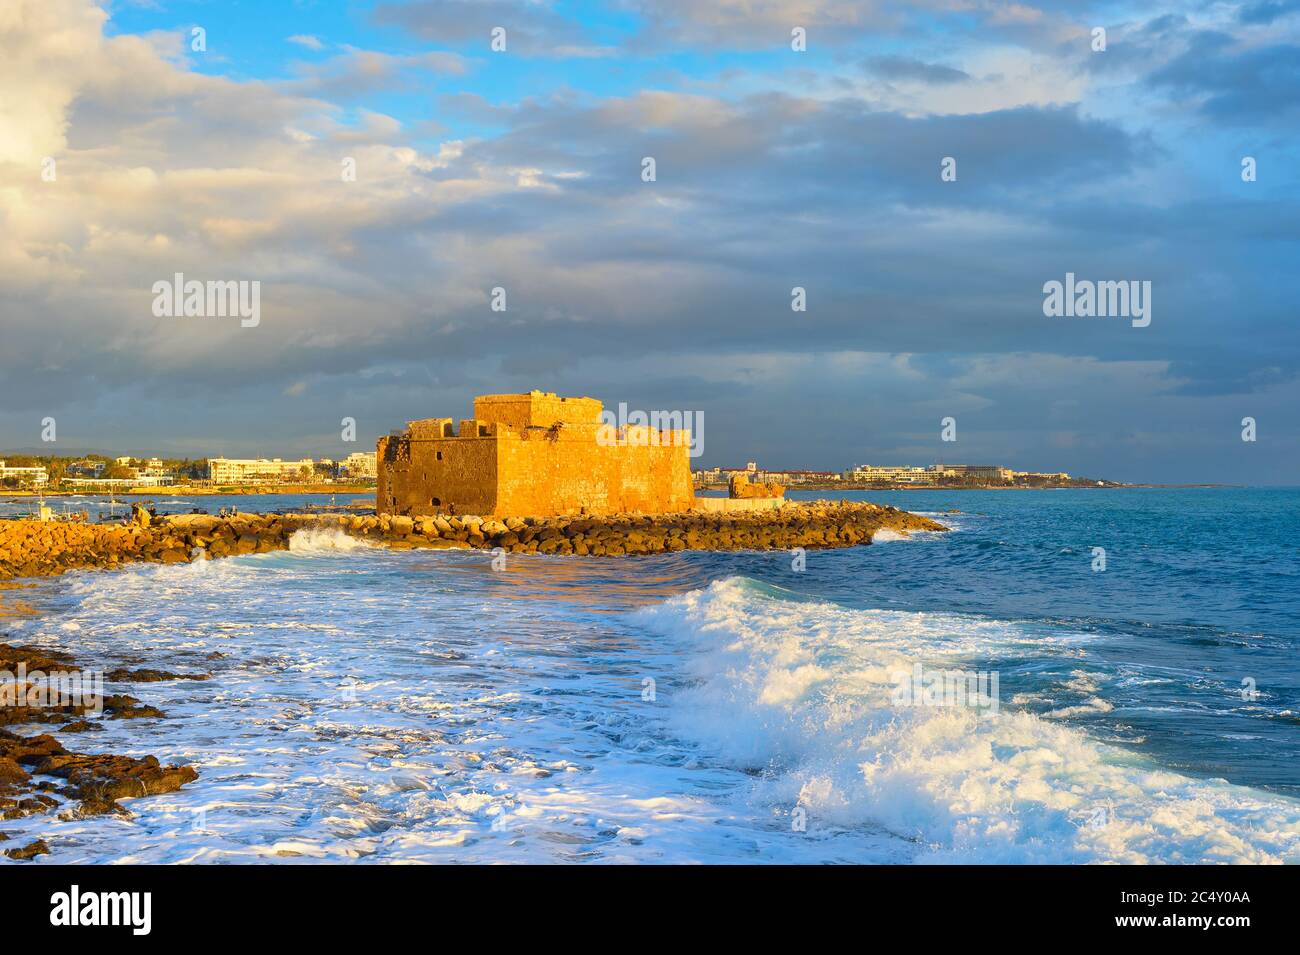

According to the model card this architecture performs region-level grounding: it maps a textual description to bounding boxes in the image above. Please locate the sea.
[2,487,1298,863]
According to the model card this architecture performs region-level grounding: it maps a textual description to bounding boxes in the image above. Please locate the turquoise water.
[5,488,1298,863]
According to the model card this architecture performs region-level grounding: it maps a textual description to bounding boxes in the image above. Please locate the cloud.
[1145,31,1300,122]
[283,46,469,99]
[288,34,326,51]
[0,0,109,163]
[623,0,901,49]
[1,0,1298,482]
[863,55,970,85]
[372,0,600,56]
[1238,0,1300,25]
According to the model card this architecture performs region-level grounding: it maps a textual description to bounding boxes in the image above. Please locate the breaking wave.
[633,577,1300,864]
[287,527,375,554]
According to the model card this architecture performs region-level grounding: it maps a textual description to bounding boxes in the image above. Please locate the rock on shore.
[0,501,946,579]
[0,642,200,856]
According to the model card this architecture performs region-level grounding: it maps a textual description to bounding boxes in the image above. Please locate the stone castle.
[376,391,695,517]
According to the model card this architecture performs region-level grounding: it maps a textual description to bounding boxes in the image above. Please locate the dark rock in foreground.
[0,643,198,856]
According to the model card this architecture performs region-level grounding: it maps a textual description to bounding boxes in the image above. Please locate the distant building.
[931,465,1014,483]
[759,470,842,484]
[0,460,49,486]
[342,451,377,480]
[847,465,934,484]
[697,464,841,485]
[845,464,1023,484]
[66,459,106,478]
[715,465,758,481]
[64,476,174,488]
[1010,470,1071,482]
[208,457,316,484]
[131,458,174,484]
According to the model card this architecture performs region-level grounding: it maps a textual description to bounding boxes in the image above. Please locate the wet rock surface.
[4,838,49,860]
[0,642,198,858]
[0,643,77,672]
[0,645,174,727]
[104,668,210,683]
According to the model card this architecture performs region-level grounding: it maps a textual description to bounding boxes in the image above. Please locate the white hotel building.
[844,465,934,484]
[0,460,49,486]
[342,451,377,479]
[207,457,316,483]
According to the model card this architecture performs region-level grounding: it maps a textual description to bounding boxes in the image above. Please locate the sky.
[1,0,1298,482]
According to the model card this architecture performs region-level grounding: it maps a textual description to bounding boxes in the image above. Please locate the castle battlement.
[377,392,695,517]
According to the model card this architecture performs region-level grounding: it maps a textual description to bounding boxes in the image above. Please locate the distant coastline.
[1,483,375,497]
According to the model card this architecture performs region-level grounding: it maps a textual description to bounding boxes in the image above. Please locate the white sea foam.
[633,577,1300,864]
[15,552,1300,865]
[288,527,375,553]
[17,554,901,863]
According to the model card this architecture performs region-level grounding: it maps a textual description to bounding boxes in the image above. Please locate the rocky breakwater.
[342,500,947,555]
[0,502,946,578]
[0,520,158,579]
[0,513,303,580]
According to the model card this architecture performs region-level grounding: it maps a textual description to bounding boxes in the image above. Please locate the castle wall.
[377,430,500,517]
[493,424,694,516]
